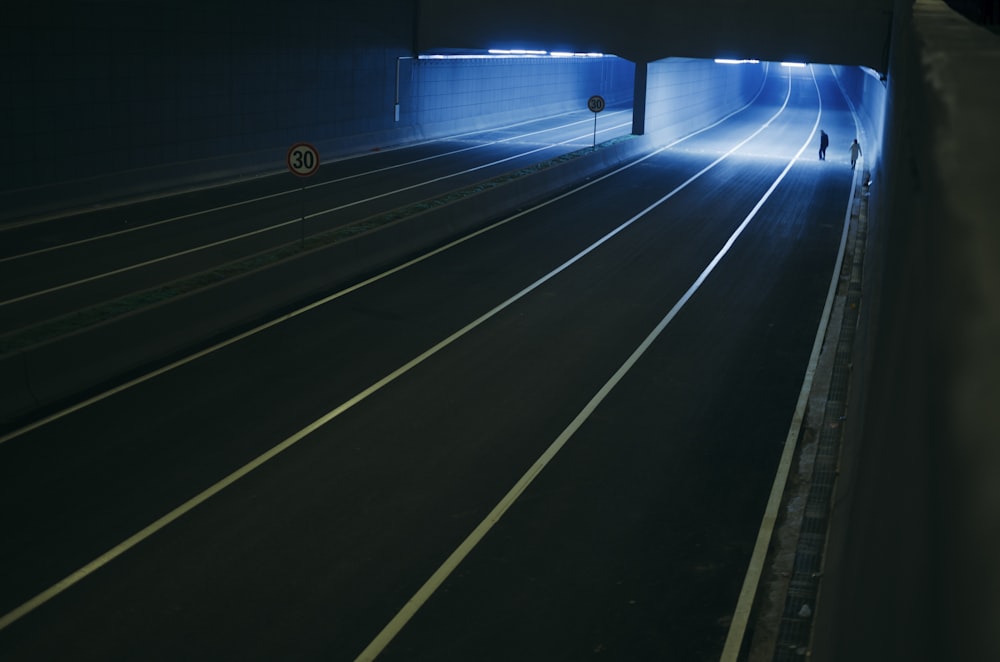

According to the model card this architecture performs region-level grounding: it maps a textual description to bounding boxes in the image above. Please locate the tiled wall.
[643,58,767,141]
[399,56,635,135]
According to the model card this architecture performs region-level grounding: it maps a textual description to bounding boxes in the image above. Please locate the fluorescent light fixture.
[418,50,611,60]
[419,54,523,59]
[715,58,760,64]
[551,51,606,58]
[780,61,807,68]
[488,48,547,56]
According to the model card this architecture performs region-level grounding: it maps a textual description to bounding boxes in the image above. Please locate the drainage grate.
[771,175,869,661]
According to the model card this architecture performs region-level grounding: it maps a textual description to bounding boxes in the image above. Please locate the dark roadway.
[0,107,633,335]
[0,64,859,661]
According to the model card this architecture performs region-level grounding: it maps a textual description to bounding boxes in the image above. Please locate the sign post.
[286,142,320,247]
[587,95,605,148]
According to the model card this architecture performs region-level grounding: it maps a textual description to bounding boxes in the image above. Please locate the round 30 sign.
[287,142,320,177]
[587,95,606,113]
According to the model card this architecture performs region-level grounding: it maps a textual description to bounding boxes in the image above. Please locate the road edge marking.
[718,64,859,661]
[355,68,828,662]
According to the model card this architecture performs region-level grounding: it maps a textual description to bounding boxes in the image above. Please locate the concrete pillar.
[631,61,648,135]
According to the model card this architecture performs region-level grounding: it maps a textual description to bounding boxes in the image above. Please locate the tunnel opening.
[634,57,886,177]
[395,53,886,172]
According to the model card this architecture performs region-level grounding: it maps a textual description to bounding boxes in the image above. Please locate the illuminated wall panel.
[399,56,634,138]
[644,58,767,141]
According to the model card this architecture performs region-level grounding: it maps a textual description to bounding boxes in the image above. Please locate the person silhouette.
[819,130,829,160]
[849,139,862,169]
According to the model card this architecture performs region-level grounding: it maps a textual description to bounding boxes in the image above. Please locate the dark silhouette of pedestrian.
[819,130,829,160]
[850,139,862,169]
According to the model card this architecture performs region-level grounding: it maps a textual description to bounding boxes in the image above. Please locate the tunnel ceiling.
[418,0,895,71]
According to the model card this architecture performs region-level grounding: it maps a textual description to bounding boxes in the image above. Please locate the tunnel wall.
[1,2,411,208]
[0,1,632,218]
[397,56,634,140]
[642,59,767,141]
[830,65,888,175]
[812,1,1000,660]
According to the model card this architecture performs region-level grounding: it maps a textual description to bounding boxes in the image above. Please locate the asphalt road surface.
[0,106,633,335]
[0,64,859,661]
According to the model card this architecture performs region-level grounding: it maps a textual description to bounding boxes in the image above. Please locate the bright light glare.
[420,50,607,60]
[780,61,807,68]
[551,51,606,58]
[488,48,547,56]
[419,54,531,60]
[715,58,760,64]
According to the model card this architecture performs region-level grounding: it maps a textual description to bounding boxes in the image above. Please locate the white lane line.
[0,73,793,631]
[355,68,812,662]
[719,64,840,662]
[0,186,296,264]
[0,110,628,264]
[0,111,585,235]
[0,217,305,307]
[0,136,649,446]
[0,120,631,309]
[302,110,632,190]
[0,69,775,447]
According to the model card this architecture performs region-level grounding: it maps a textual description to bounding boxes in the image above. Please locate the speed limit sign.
[587,95,606,113]
[287,142,320,177]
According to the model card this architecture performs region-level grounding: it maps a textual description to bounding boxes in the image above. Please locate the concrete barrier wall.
[643,58,767,141]
[812,1,1000,660]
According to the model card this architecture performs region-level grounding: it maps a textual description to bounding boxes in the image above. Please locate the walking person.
[819,130,829,160]
[849,138,862,169]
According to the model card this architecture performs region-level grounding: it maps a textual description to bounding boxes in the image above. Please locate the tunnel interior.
[1,1,887,216]
[394,52,636,139]
[7,2,1000,660]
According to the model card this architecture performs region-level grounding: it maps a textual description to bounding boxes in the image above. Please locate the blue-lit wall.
[0,0,632,208]
[643,58,767,140]
[398,56,634,138]
[831,65,887,175]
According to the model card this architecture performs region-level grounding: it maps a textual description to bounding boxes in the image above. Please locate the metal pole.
[394,56,411,122]
[593,113,598,148]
